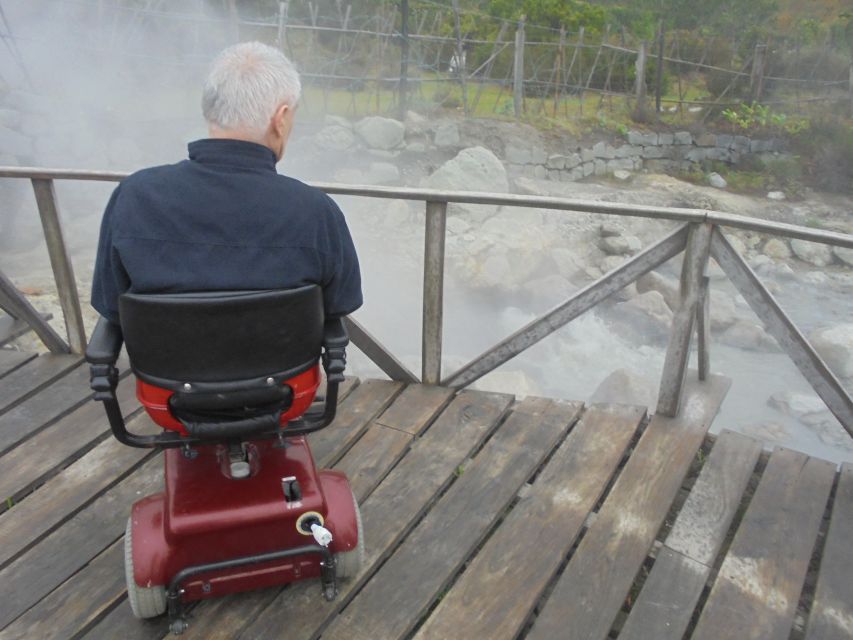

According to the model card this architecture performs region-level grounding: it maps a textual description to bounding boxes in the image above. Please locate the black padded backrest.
[118,287,324,387]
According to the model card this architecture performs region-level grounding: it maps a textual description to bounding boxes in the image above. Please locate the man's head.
[202,42,302,160]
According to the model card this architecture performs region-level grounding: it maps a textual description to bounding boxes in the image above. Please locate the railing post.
[696,274,710,381]
[30,178,87,354]
[657,222,713,416]
[0,268,69,353]
[422,200,447,385]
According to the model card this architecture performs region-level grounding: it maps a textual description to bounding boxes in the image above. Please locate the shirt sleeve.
[321,196,363,318]
[91,185,131,324]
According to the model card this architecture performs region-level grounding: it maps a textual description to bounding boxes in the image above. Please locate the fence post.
[552,26,566,116]
[422,201,447,385]
[750,43,767,104]
[655,19,664,116]
[513,17,526,118]
[398,0,409,119]
[450,0,469,116]
[30,179,87,354]
[657,223,713,416]
[632,40,648,121]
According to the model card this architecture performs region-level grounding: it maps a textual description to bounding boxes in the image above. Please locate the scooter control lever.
[310,523,333,547]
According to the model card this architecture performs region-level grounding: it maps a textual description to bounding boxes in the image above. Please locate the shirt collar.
[187,138,278,172]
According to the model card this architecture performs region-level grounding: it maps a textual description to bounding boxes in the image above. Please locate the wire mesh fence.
[1,0,851,124]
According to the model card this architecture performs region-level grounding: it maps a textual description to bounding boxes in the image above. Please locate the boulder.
[833,246,853,268]
[354,116,405,149]
[636,271,679,311]
[790,239,833,267]
[810,324,853,378]
[366,161,400,184]
[762,238,791,260]
[767,392,826,420]
[424,146,509,223]
[767,190,786,201]
[720,320,775,351]
[590,368,657,407]
[315,125,355,151]
[600,235,642,256]
[434,122,460,148]
[708,291,740,331]
[612,169,632,181]
[550,247,585,280]
[617,290,673,338]
[708,172,727,189]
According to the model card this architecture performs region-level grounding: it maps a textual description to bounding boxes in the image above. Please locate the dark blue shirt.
[91,138,363,323]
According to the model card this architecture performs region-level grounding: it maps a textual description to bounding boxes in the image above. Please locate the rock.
[720,320,775,351]
[741,421,791,444]
[673,131,692,145]
[768,392,826,419]
[600,235,642,256]
[599,222,623,238]
[434,122,460,148]
[612,169,632,181]
[762,238,791,260]
[366,161,400,184]
[790,239,833,267]
[767,190,786,201]
[424,146,509,223]
[315,125,355,151]
[617,291,673,337]
[600,255,628,273]
[708,291,740,331]
[550,248,584,279]
[636,271,679,311]
[406,142,426,153]
[590,368,657,407]
[708,172,727,189]
[833,246,853,268]
[809,324,853,378]
[801,271,829,286]
[354,116,405,149]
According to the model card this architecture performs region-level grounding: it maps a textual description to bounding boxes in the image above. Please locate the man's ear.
[272,103,290,136]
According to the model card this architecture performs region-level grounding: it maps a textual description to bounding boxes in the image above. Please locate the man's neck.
[208,128,278,158]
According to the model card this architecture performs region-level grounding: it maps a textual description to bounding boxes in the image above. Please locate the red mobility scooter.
[86,286,362,634]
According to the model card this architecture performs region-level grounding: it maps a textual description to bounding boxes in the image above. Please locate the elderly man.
[92,41,362,324]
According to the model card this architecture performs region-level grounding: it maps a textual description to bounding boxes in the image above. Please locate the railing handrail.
[0,166,850,249]
[1,165,851,439]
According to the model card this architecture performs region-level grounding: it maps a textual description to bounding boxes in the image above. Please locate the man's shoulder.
[275,174,341,216]
[120,161,188,191]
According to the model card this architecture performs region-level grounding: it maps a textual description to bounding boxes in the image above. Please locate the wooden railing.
[1,166,851,436]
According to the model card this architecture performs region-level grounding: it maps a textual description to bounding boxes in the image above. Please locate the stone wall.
[505,130,787,182]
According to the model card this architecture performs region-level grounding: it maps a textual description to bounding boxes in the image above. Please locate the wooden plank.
[238,390,516,640]
[0,374,139,511]
[526,373,730,640]
[0,457,162,631]
[0,353,81,415]
[805,463,853,640]
[691,448,836,640]
[0,540,125,640]
[0,362,97,456]
[320,397,582,640]
[0,350,36,379]
[141,383,456,640]
[0,269,69,354]
[414,403,645,640]
[306,379,404,466]
[618,429,763,640]
[335,424,412,500]
[0,412,159,568]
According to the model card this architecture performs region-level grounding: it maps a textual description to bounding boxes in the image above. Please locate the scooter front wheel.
[124,517,167,618]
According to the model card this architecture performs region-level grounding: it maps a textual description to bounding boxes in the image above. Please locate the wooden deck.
[0,352,851,640]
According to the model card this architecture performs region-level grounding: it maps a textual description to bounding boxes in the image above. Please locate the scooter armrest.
[86,317,123,365]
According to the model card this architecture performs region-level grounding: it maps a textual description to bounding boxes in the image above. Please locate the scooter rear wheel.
[124,517,167,618]
[334,491,365,580]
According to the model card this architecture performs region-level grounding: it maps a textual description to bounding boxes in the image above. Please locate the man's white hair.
[202,41,302,135]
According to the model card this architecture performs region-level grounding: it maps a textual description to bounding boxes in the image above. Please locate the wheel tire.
[124,517,167,618]
[334,492,365,580]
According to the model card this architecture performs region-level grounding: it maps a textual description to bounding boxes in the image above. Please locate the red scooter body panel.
[136,365,321,435]
[129,437,359,602]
